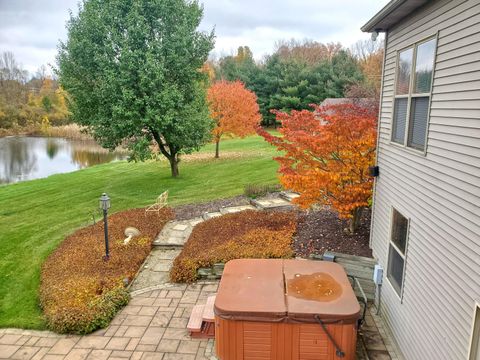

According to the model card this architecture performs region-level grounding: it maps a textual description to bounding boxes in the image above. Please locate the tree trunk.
[169,156,179,178]
[215,139,220,158]
[150,130,180,178]
[348,207,364,234]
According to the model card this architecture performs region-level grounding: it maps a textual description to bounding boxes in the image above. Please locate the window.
[387,208,409,296]
[392,37,437,152]
[469,306,480,360]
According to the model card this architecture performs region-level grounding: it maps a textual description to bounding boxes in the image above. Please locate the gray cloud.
[0,0,388,74]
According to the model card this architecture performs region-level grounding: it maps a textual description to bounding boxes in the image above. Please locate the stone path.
[250,197,292,210]
[0,192,402,360]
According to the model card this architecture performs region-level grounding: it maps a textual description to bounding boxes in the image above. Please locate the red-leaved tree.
[258,102,378,233]
[207,80,261,158]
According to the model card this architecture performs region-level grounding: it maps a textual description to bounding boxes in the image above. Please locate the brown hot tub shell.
[214,259,360,360]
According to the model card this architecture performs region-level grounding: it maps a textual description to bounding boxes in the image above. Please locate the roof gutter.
[361,0,407,32]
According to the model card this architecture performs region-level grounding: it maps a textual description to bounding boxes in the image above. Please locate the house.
[319,98,376,108]
[362,0,480,359]
[315,98,377,124]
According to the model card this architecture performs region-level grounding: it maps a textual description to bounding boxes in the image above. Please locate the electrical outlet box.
[373,264,383,285]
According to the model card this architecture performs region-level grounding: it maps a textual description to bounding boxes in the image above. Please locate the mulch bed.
[173,192,284,220]
[174,196,373,259]
[174,195,250,220]
[294,208,372,258]
[40,207,174,334]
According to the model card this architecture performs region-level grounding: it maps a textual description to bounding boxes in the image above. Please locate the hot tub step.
[202,295,216,322]
[187,304,205,333]
[188,296,217,339]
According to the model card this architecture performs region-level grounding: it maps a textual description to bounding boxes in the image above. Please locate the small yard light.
[99,193,111,260]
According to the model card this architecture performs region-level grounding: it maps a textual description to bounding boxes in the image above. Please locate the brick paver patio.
[0,282,218,360]
[0,283,402,360]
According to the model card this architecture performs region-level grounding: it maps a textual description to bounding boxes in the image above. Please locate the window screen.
[392,98,408,143]
[408,97,429,150]
[388,245,405,295]
[392,37,436,152]
[391,209,408,253]
[387,208,409,297]
[396,48,413,95]
[414,39,436,94]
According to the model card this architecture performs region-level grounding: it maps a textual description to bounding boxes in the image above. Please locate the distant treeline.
[0,52,70,135]
[0,38,383,133]
[207,39,383,126]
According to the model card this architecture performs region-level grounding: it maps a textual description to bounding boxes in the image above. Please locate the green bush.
[244,183,282,198]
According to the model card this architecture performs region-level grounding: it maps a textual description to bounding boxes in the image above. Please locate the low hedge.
[40,207,174,334]
[170,210,296,283]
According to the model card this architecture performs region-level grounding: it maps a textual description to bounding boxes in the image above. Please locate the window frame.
[468,303,480,360]
[386,207,410,301]
[390,33,439,155]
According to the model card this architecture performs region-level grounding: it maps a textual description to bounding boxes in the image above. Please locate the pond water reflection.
[0,136,127,185]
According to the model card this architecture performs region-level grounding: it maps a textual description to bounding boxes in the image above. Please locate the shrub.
[170,210,296,283]
[244,183,282,198]
[40,207,174,334]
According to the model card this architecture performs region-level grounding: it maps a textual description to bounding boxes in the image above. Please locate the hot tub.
[214,259,360,360]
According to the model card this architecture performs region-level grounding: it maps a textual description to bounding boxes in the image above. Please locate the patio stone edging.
[130,280,219,297]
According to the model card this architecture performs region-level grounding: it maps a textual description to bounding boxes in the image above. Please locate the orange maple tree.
[257,102,378,233]
[207,80,261,158]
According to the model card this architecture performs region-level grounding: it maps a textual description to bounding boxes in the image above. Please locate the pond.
[0,136,127,185]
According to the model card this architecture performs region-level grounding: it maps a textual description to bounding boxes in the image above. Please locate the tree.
[216,46,257,84]
[207,80,261,158]
[274,39,342,65]
[0,52,28,106]
[56,0,215,177]
[254,50,363,127]
[350,39,384,97]
[257,102,377,233]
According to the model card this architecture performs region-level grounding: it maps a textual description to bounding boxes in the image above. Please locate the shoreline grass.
[0,135,279,329]
[0,124,92,140]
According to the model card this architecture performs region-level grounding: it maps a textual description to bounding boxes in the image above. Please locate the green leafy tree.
[56,0,215,177]
[217,46,258,84]
[254,50,363,127]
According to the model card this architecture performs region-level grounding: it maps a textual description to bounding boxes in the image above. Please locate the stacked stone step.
[198,263,224,280]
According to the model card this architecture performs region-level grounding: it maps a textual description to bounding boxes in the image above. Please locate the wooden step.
[187,304,205,333]
[202,295,216,322]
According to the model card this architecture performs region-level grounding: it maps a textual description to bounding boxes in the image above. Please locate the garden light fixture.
[99,193,111,260]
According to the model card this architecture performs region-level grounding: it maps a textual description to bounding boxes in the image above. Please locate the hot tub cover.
[213,259,287,322]
[214,259,361,323]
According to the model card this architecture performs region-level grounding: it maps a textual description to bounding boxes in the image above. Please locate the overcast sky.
[0,0,389,75]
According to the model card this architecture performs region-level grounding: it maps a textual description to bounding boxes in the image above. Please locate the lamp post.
[99,193,111,260]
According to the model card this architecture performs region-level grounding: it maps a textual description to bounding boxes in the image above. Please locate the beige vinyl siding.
[371,0,480,359]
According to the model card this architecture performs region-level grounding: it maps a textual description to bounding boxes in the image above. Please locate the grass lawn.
[0,135,279,329]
